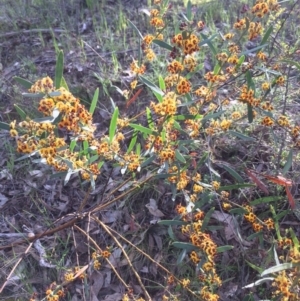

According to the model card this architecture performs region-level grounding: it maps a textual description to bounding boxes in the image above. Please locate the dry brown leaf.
[145,198,164,217]
[211,211,252,247]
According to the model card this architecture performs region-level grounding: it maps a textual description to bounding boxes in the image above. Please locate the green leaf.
[261,263,297,276]
[229,208,247,215]
[280,59,300,71]
[128,20,143,39]
[175,149,186,164]
[250,196,282,206]
[158,220,187,226]
[89,88,99,115]
[200,33,217,55]
[260,25,273,46]
[48,91,61,97]
[290,228,299,248]
[201,110,225,123]
[245,260,263,274]
[14,104,26,120]
[146,108,154,129]
[247,103,254,123]
[177,249,187,265]
[168,225,177,240]
[172,242,199,251]
[69,140,77,152]
[220,184,255,190]
[241,44,266,56]
[213,62,221,75]
[158,75,166,91]
[129,123,156,135]
[83,140,89,150]
[282,149,293,175]
[22,92,45,98]
[236,55,245,68]
[228,130,256,141]
[14,77,33,89]
[127,131,137,153]
[60,76,69,91]
[217,245,234,253]
[139,75,164,96]
[152,39,173,51]
[216,163,243,183]
[55,50,64,89]
[201,207,215,231]
[186,0,192,21]
[109,107,119,143]
[153,90,163,103]
[88,155,99,164]
[0,122,10,131]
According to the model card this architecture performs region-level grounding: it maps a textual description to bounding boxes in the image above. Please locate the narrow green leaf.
[201,207,215,231]
[141,155,156,167]
[241,44,266,56]
[168,225,177,240]
[88,155,99,164]
[14,104,26,120]
[0,122,10,130]
[60,76,69,91]
[247,103,254,123]
[217,163,243,183]
[128,20,143,39]
[172,242,198,251]
[158,220,187,226]
[127,131,137,153]
[55,50,64,89]
[260,25,273,46]
[175,149,186,164]
[228,130,256,141]
[236,55,245,68]
[69,140,77,152]
[83,140,89,150]
[139,75,164,96]
[261,263,296,276]
[245,260,264,274]
[282,149,293,175]
[229,208,247,215]
[213,62,221,75]
[201,110,225,123]
[220,184,255,190]
[22,92,45,98]
[153,90,163,103]
[217,245,234,253]
[129,123,156,135]
[158,75,166,91]
[250,196,282,206]
[89,88,99,115]
[177,249,187,265]
[200,33,217,55]
[50,171,68,179]
[48,91,61,97]
[146,107,154,130]
[14,77,33,89]
[289,228,299,248]
[280,59,300,71]
[109,107,119,143]
[152,39,173,51]
[186,0,192,21]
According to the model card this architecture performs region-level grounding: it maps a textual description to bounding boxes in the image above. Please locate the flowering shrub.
[2,0,300,300]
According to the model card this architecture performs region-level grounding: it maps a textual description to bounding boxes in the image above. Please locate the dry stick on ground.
[106,225,202,300]
[93,216,152,301]
[0,241,34,293]
[0,174,155,251]
[74,224,130,291]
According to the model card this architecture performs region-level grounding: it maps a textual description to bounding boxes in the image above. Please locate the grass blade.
[55,50,64,89]
[109,107,119,143]
[89,88,99,115]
